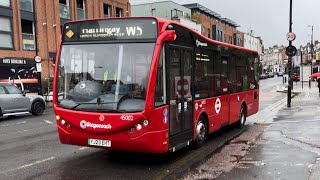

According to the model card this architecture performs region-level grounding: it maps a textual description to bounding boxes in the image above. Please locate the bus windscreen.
[62,18,158,42]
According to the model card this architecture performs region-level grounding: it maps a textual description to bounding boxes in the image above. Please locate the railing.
[59,3,70,19]
[77,8,86,20]
[20,0,33,12]
[0,0,10,7]
[22,33,35,50]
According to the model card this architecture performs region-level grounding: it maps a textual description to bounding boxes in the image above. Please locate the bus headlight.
[136,124,142,131]
[56,115,61,120]
[61,120,66,125]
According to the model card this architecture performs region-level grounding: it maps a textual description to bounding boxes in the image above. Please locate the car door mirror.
[22,90,26,96]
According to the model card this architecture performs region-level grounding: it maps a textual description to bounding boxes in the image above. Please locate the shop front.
[0,58,39,94]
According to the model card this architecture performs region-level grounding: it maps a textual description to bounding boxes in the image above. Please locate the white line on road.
[1,121,27,127]
[1,157,56,174]
[43,120,53,124]
[79,147,89,151]
[17,157,55,170]
[257,119,320,125]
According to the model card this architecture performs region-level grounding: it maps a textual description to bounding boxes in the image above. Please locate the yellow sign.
[66,30,74,38]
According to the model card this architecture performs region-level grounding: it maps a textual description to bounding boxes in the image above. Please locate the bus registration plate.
[88,139,111,147]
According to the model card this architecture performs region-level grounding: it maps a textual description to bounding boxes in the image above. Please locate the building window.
[208,28,210,39]
[115,7,123,17]
[103,4,111,17]
[59,0,70,19]
[0,17,13,49]
[171,9,183,19]
[76,0,86,20]
[20,0,33,12]
[0,0,10,7]
[21,19,35,50]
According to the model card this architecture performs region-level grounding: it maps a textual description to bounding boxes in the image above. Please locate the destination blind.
[63,18,158,42]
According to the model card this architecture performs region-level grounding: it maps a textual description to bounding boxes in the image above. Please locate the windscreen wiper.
[70,102,117,110]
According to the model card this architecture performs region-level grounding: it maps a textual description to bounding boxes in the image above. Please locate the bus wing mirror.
[162,30,176,42]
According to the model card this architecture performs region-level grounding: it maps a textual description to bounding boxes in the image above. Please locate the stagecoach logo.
[215,98,222,114]
[80,120,112,129]
[99,115,105,121]
[196,39,208,47]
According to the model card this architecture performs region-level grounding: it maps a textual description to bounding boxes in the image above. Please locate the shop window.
[0,17,13,49]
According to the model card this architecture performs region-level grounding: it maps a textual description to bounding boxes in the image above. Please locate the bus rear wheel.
[236,106,246,128]
[195,116,207,148]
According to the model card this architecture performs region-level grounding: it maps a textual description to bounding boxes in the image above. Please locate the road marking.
[43,120,53,124]
[1,121,27,127]
[79,147,89,151]
[261,119,320,124]
[17,157,55,170]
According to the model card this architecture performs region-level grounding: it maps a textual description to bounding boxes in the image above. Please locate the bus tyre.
[195,116,208,148]
[31,101,45,116]
[236,106,246,128]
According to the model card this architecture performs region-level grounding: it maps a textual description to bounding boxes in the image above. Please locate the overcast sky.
[130,0,320,48]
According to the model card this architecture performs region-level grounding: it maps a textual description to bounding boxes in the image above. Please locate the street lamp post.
[308,25,314,88]
[287,0,293,108]
[310,25,314,77]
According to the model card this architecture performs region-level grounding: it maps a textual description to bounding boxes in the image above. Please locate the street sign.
[34,56,41,63]
[286,32,296,42]
[286,45,297,56]
[36,63,42,72]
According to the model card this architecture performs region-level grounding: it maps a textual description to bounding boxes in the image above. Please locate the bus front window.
[57,43,154,112]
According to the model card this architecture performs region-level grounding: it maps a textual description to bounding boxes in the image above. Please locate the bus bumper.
[57,125,168,154]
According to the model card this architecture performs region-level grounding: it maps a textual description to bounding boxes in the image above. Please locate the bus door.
[167,45,193,149]
[220,56,230,125]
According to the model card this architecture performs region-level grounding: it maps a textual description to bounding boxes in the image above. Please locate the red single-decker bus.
[53,17,259,153]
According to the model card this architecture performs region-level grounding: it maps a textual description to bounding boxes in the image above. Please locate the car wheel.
[194,116,208,148]
[236,105,246,128]
[31,101,45,116]
[0,107,3,117]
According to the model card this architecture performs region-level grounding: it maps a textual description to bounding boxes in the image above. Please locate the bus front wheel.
[195,116,208,148]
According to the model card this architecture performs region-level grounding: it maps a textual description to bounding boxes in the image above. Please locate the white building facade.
[131,1,201,33]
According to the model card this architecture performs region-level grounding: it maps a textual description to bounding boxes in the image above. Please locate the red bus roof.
[62,16,258,54]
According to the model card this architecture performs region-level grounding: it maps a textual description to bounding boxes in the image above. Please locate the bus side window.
[154,46,165,107]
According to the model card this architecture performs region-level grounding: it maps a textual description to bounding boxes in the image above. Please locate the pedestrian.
[317,77,320,95]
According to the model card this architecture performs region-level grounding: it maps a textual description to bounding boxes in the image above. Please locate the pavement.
[182,81,320,180]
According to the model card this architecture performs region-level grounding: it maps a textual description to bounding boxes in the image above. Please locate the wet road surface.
[0,76,286,179]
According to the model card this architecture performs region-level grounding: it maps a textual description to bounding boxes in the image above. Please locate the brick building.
[0,0,130,94]
[183,3,243,46]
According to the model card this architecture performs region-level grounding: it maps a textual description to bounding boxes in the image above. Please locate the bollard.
[309,77,311,88]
